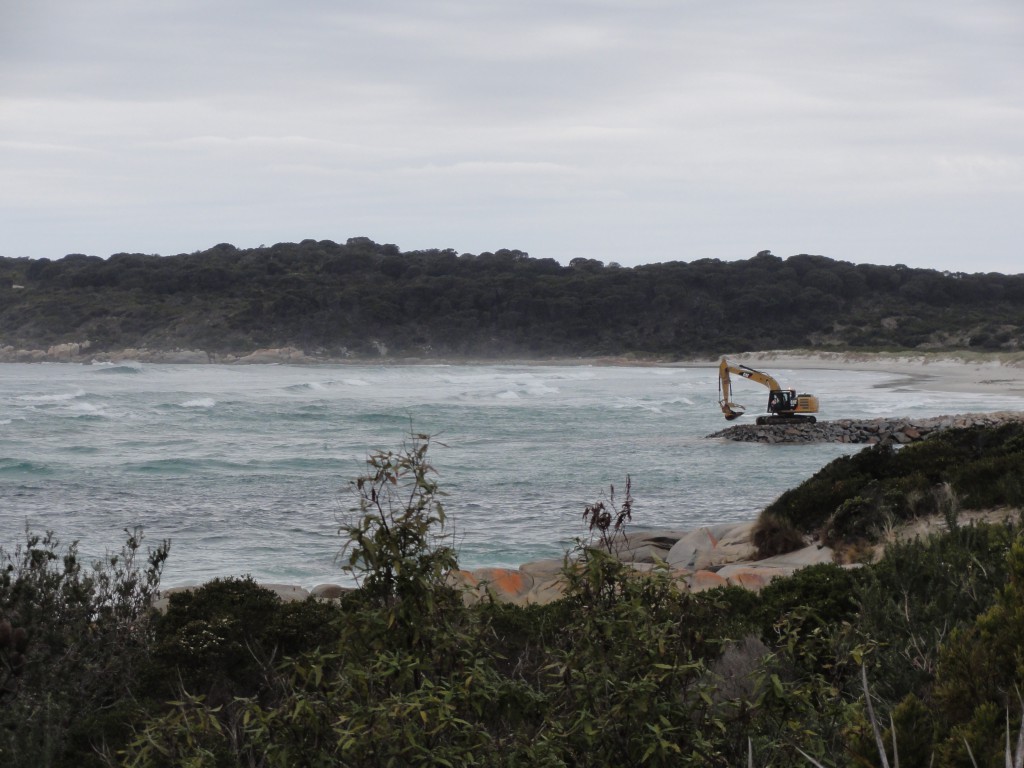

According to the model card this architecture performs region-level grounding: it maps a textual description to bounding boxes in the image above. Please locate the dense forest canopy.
[2,239,1023,357]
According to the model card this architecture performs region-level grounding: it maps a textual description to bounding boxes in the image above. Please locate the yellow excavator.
[718,358,819,425]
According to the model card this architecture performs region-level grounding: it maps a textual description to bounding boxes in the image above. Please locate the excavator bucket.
[720,401,745,420]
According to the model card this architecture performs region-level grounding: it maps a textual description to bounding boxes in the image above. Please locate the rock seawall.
[707,411,1024,445]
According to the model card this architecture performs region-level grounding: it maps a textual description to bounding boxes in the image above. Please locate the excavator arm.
[718,360,746,420]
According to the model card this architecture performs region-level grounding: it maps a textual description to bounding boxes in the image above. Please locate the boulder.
[310,583,352,600]
[524,575,570,605]
[667,523,755,570]
[687,570,728,593]
[261,583,310,603]
[519,557,566,578]
[450,567,536,606]
[720,567,788,591]
[618,543,672,563]
[755,544,835,569]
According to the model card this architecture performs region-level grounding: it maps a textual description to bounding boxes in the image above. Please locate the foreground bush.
[0,528,168,767]
[5,428,1024,765]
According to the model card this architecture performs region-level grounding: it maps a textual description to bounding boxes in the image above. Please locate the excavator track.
[755,415,817,426]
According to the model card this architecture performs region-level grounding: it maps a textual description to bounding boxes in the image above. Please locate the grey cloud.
[1,0,1022,273]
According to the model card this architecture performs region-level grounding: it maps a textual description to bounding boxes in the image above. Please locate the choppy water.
[3,361,1022,588]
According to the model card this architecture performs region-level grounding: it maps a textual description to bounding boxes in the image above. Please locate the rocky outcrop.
[442,525,838,606]
[707,411,1024,445]
[157,509,1023,610]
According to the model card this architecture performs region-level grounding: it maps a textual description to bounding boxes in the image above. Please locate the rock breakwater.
[707,411,1024,445]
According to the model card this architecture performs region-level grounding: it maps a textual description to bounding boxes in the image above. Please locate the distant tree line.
[1,239,1023,357]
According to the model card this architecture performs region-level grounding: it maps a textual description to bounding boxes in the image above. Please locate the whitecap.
[525,384,559,396]
[67,401,106,415]
[611,398,663,413]
[496,390,521,400]
[17,388,86,403]
[341,379,370,387]
[667,397,695,406]
[180,398,216,409]
[285,381,335,393]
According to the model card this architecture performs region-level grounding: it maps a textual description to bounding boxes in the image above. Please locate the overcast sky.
[2,1,1022,273]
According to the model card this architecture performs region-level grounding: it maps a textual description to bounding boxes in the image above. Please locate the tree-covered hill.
[2,239,1023,358]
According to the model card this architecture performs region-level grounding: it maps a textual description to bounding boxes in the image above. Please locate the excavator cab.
[764,388,818,424]
[767,390,797,414]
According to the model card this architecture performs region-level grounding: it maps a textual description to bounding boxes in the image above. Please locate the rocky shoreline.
[155,520,835,609]
[707,411,1024,444]
[156,505,1023,610]
[154,410,1024,610]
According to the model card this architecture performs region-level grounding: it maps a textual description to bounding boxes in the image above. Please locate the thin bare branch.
[964,737,980,768]
[796,746,828,768]
[862,664,891,768]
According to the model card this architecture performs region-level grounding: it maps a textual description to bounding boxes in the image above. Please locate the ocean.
[3,361,1022,589]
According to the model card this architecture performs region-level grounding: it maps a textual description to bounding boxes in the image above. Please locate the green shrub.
[884,693,937,767]
[855,521,1019,706]
[752,511,806,558]
[758,563,860,635]
[760,423,1024,550]
[931,537,1024,763]
[762,443,896,534]
[148,577,342,707]
[0,528,168,767]
[954,452,1024,509]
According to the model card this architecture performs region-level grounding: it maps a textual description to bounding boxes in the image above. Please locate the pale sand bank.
[8,344,1024,398]
[680,350,1024,397]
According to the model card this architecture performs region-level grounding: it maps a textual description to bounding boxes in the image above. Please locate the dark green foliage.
[853,522,1017,704]
[762,442,898,540]
[886,694,937,768]
[339,432,457,610]
[5,242,1024,357]
[761,423,1024,548]
[8,430,1024,765]
[149,577,342,705]
[758,563,861,635]
[0,528,168,767]
[930,537,1024,765]
[752,510,807,557]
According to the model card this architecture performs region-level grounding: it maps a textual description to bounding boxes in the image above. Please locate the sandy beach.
[7,344,1024,399]
[682,350,1024,398]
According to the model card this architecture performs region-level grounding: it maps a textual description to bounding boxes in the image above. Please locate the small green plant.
[340,432,457,606]
[581,475,633,552]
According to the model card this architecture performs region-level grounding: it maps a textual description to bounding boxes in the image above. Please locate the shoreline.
[678,349,1024,397]
[5,344,1024,396]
